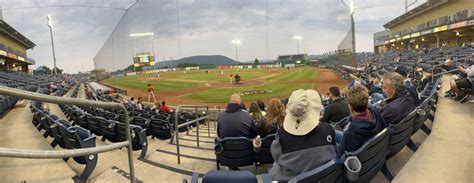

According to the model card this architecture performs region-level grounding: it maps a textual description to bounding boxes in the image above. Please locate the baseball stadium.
[0,0,473,183]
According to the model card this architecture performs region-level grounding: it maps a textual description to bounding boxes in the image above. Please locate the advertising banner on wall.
[449,21,468,30]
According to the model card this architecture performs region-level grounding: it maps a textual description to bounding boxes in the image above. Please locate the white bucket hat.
[283,89,322,136]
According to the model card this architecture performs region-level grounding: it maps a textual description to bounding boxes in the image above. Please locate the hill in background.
[153,55,242,69]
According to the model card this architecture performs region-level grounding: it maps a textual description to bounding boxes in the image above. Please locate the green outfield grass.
[105,67,320,103]
[184,83,313,102]
[107,76,200,92]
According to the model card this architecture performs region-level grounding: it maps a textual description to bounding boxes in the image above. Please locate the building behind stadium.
[374,0,474,53]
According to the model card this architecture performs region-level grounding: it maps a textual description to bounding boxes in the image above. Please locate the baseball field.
[102,67,348,107]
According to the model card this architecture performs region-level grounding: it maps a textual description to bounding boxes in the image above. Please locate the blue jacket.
[217,103,258,139]
[380,89,415,127]
[342,107,384,152]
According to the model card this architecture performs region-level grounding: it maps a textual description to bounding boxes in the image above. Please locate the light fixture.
[129,32,154,37]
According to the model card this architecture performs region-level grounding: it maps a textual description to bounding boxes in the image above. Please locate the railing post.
[195,107,199,148]
[175,106,181,164]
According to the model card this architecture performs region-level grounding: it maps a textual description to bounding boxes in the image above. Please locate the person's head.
[229,94,241,104]
[155,102,161,107]
[266,98,285,130]
[161,101,166,105]
[249,102,262,120]
[328,87,341,99]
[131,97,135,101]
[256,100,266,111]
[382,72,405,99]
[138,97,142,101]
[395,65,408,78]
[346,85,369,114]
[283,89,322,136]
[148,84,151,87]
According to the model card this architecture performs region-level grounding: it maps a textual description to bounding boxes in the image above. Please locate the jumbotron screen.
[133,52,155,67]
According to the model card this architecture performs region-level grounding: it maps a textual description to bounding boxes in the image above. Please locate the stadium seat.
[116,122,148,159]
[85,114,102,136]
[214,137,257,170]
[132,116,151,135]
[256,134,275,165]
[97,117,120,142]
[189,170,258,183]
[288,160,344,183]
[150,119,173,140]
[382,110,417,180]
[344,128,390,182]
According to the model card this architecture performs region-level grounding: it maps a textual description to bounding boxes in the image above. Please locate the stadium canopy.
[0,19,36,49]
[384,0,450,29]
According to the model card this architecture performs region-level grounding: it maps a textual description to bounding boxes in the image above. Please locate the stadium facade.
[374,0,474,53]
[0,19,36,72]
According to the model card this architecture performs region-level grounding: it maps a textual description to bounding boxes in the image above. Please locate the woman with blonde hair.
[256,98,285,137]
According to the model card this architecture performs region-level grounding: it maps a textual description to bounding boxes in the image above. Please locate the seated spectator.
[130,97,136,106]
[269,89,337,182]
[256,100,267,116]
[320,87,350,123]
[217,94,257,138]
[159,101,171,113]
[380,72,415,127]
[449,53,474,102]
[249,102,263,121]
[395,66,421,106]
[256,98,285,137]
[338,85,384,152]
[136,98,143,111]
[49,82,58,92]
[151,101,161,113]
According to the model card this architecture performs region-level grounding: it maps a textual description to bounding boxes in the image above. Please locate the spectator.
[338,85,384,152]
[147,84,156,103]
[449,53,474,102]
[217,94,257,139]
[320,87,350,124]
[49,82,58,92]
[380,72,415,127]
[256,98,285,137]
[159,101,171,113]
[249,102,263,121]
[256,100,266,116]
[130,97,136,106]
[151,101,161,113]
[136,98,143,111]
[395,66,421,106]
[269,89,337,182]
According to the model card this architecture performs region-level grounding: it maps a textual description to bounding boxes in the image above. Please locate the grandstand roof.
[0,20,36,49]
[383,0,451,29]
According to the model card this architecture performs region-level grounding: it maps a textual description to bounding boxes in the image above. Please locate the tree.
[253,58,259,66]
[34,65,52,75]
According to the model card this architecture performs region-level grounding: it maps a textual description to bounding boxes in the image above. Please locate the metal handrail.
[0,142,128,158]
[174,105,209,164]
[0,86,136,183]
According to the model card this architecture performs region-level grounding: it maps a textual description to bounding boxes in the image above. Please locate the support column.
[436,35,440,48]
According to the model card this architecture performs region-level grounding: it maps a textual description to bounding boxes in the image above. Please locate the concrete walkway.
[394,75,474,182]
[0,103,76,182]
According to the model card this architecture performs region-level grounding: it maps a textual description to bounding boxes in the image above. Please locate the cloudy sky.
[2,0,426,73]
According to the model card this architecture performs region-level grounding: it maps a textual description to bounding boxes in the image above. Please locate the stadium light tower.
[46,15,57,75]
[292,35,303,54]
[231,39,241,62]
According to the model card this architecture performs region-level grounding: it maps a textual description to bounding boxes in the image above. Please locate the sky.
[1,0,427,73]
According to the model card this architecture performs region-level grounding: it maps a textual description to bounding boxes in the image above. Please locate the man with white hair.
[217,94,257,138]
[380,72,415,127]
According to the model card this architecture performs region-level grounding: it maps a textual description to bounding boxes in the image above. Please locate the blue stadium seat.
[215,137,256,170]
[256,134,275,165]
[288,160,344,183]
[190,170,258,183]
[116,122,148,159]
[344,128,390,182]
[150,119,173,140]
